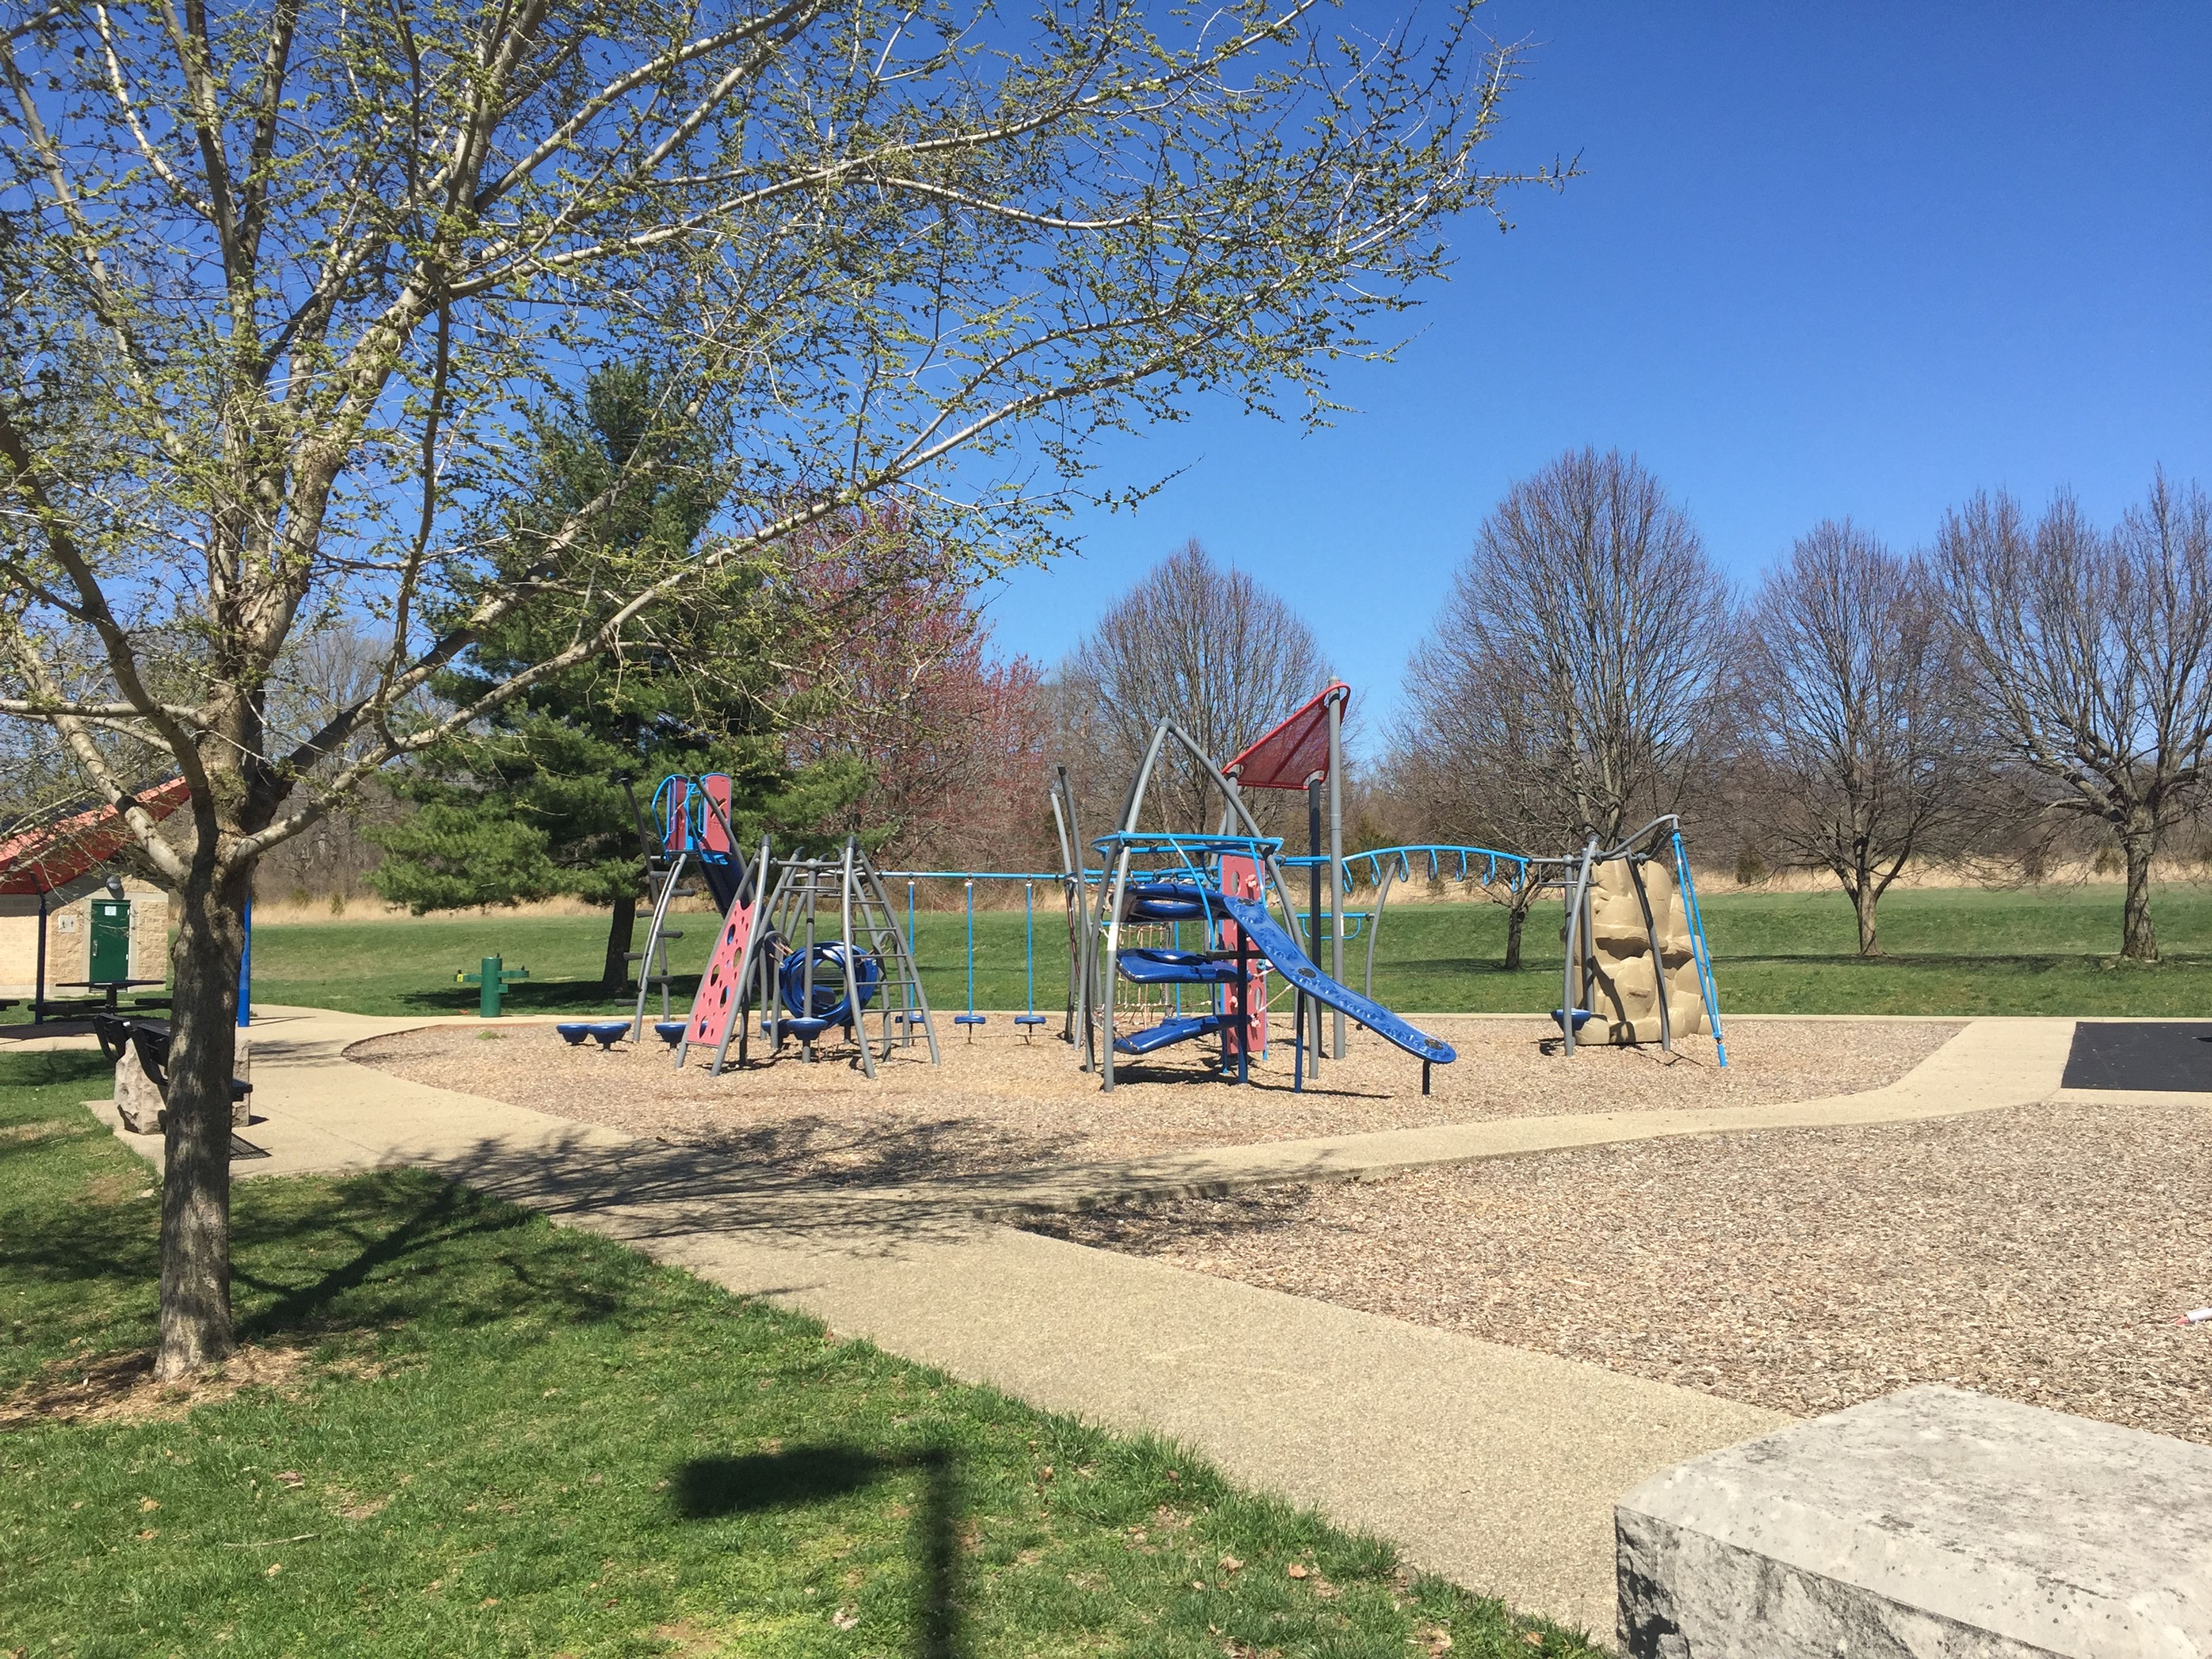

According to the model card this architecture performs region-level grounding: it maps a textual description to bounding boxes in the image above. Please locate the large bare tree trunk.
[1852,877,1883,957]
[601,891,638,994]
[2120,826,2160,963]
[155,867,248,1380]
[1504,895,1529,971]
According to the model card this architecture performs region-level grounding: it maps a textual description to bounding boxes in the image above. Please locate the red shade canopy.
[0,778,189,896]
[1223,683,1350,791]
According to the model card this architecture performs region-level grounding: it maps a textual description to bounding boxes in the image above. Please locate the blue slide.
[1216,894,1456,1066]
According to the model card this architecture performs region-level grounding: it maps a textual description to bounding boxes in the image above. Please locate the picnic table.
[45,978,168,1017]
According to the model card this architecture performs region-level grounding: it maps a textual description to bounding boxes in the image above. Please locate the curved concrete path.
[79,1010,2078,1635]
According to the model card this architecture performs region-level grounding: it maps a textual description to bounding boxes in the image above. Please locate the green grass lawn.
[230,880,2212,1022]
[0,1052,1593,1657]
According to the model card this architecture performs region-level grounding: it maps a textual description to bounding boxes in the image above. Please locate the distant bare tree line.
[35,459,2205,969]
[1053,541,1331,842]
[1388,448,2212,961]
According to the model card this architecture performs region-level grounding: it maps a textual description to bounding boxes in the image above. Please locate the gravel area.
[347,1016,1957,1187]
[1033,1099,2212,1445]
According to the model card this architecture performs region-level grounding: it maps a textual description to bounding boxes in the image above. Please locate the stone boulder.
[1617,1385,2212,1657]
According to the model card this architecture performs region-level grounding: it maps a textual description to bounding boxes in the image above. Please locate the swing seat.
[1014,1013,1047,1027]
[954,1013,988,1026]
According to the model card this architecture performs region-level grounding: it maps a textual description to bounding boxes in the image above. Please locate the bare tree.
[0,0,1559,1377]
[1056,541,1330,831]
[1736,522,1993,955]
[1937,476,2212,960]
[1392,638,1567,967]
[1396,449,1730,963]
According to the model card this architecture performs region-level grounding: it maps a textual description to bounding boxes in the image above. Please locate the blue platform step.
[1113,1014,1227,1055]
[1123,881,1224,923]
[765,1015,838,1041]
[556,1021,632,1049]
[1115,948,1244,986]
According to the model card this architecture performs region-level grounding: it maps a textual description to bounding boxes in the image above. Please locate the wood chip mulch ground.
[1031,1099,2212,1445]
[347,1016,1957,1188]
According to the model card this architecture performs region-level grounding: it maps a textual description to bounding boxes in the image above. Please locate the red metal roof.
[1223,683,1351,791]
[0,778,189,895]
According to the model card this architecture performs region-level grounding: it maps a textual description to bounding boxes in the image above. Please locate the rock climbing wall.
[1583,857,1706,1044]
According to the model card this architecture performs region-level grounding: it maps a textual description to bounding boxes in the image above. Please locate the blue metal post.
[237,896,252,1028]
[955,879,985,1033]
[1016,881,1046,1033]
[1672,832,1728,1068]
[1171,918,1183,1016]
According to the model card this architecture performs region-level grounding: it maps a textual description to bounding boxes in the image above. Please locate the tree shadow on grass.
[230,1172,626,1346]
[5,1161,627,1362]
[673,1442,963,1659]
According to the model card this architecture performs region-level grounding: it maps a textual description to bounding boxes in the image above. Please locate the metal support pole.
[1630,853,1673,1056]
[1326,691,1345,1059]
[1561,839,1597,1057]
[1236,926,1251,1085]
[33,889,47,1024]
[1306,778,1323,1075]
[801,891,817,1061]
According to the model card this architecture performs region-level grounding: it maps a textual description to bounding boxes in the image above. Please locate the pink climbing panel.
[684,897,756,1054]
[1216,855,1268,1058]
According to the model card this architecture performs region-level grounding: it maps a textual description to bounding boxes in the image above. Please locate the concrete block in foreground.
[1615,1385,2212,1658]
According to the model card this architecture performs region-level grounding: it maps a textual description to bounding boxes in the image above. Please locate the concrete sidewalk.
[79,1008,2077,1633]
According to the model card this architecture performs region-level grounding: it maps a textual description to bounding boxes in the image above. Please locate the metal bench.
[93,1014,252,1105]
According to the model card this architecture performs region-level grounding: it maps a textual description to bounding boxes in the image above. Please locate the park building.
[0,782,183,1018]
[0,878,171,1011]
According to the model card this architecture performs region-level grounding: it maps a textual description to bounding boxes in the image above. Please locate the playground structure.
[1346,817,1726,1065]
[1060,710,1457,1095]
[1223,681,1351,1070]
[625,775,939,1078]
[606,684,1724,1084]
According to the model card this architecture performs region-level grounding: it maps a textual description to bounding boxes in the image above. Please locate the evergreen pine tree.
[370,362,864,990]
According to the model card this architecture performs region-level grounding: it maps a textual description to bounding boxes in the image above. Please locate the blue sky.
[984,2,2212,728]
